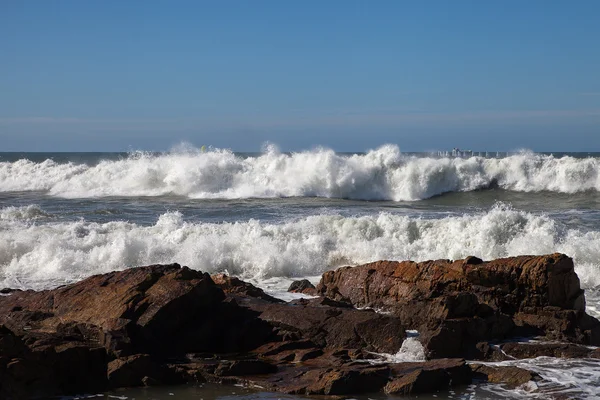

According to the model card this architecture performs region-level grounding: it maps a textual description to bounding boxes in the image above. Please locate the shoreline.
[1,254,599,399]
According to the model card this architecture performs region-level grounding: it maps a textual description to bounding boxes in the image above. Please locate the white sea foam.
[474,357,600,399]
[1,145,600,200]
[369,331,427,363]
[2,204,600,294]
[0,205,52,221]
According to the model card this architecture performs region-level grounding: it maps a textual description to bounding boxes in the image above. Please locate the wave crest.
[0,145,599,200]
[2,204,600,291]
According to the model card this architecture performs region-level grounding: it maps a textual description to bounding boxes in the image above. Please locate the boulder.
[470,364,540,387]
[212,273,283,302]
[385,358,472,394]
[317,254,600,357]
[0,256,593,398]
[0,264,226,356]
[237,295,406,354]
[288,279,317,295]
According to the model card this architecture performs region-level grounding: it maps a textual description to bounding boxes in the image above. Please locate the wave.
[1,145,599,201]
[2,204,600,291]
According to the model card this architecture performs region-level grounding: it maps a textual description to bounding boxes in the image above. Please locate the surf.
[1,145,599,201]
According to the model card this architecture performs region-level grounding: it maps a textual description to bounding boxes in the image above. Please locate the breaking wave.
[2,204,600,291]
[1,145,600,201]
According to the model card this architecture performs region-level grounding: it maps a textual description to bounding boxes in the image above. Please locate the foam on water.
[370,331,427,363]
[2,203,600,295]
[474,357,600,399]
[1,145,600,200]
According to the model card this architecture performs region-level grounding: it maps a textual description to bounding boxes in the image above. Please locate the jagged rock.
[288,279,317,295]
[0,331,108,398]
[0,264,227,356]
[212,273,283,302]
[386,359,472,394]
[317,254,600,357]
[255,362,393,395]
[214,359,277,376]
[0,256,596,398]
[238,295,406,354]
[470,364,540,387]
[499,341,597,359]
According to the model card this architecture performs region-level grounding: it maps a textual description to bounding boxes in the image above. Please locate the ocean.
[2,144,600,399]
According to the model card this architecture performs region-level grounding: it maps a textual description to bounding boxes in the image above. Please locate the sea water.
[2,144,600,399]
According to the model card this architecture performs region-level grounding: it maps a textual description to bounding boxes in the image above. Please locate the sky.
[1,0,599,152]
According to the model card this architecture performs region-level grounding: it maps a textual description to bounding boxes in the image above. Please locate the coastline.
[1,254,598,399]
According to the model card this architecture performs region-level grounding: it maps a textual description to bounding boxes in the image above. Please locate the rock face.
[317,253,600,358]
[288,279,317,295]
[0,254,595,398]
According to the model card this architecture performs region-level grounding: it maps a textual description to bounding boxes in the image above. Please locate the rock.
[499,342,596,359]
[240,296,406,354]
[244,357,470,396]
[0,325,27,359]
[1,256,595,398]
[317,254,600,357]
[0,338,108,398]
[470,364,540,387]
[386,358,472,395]
[212,274,283,303]
[288,279,317,295]
[0,264,226,356]
[108,353,182,388]
[261,363,392,395]
[108,354,154,388]
[214,359,277,376]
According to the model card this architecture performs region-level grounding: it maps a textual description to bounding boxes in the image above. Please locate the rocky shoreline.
[1,253,599,398]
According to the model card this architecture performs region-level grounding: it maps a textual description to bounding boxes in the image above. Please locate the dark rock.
[214,360,277,376]
[212,273,283,303]
[108,354,154,388]
[0,264,226,356]
[0,256,594,398]
[275,364,392,395]
[499,342,596,359]
[470,364,540,387]
[242,295,406,354]
[317,254,600,357]
[288,279,317,295]
[386,358,472,395]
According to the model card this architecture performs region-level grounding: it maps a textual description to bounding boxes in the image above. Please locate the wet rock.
[386,358,472,395]
[214,359,277,376]
[470,364,540,387]
[212,273,283,303]
[0,264,227,356]
[499,342,596,359]
[317,254,600,357]
[270,363,392,395]
[240,295,406,354]
[288,279,317,295]
[108,354,153,388]
[1,256,594,398]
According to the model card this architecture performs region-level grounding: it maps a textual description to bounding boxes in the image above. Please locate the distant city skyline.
[1,0,599,152]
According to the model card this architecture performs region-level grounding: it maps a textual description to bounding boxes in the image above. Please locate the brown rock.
[212,274,283,303]
[214,359,277,376]
[499,342,596,359]
[241,296,406,354]
[288,279,317,295]
[0,264,226,356]
[470,364,540,387]
[386,358,472,395]
[276,364,392,395]
[108,354,155,388]
[317,254,599,357]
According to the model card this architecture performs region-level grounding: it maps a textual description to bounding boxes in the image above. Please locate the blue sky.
[1,1,599,152]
